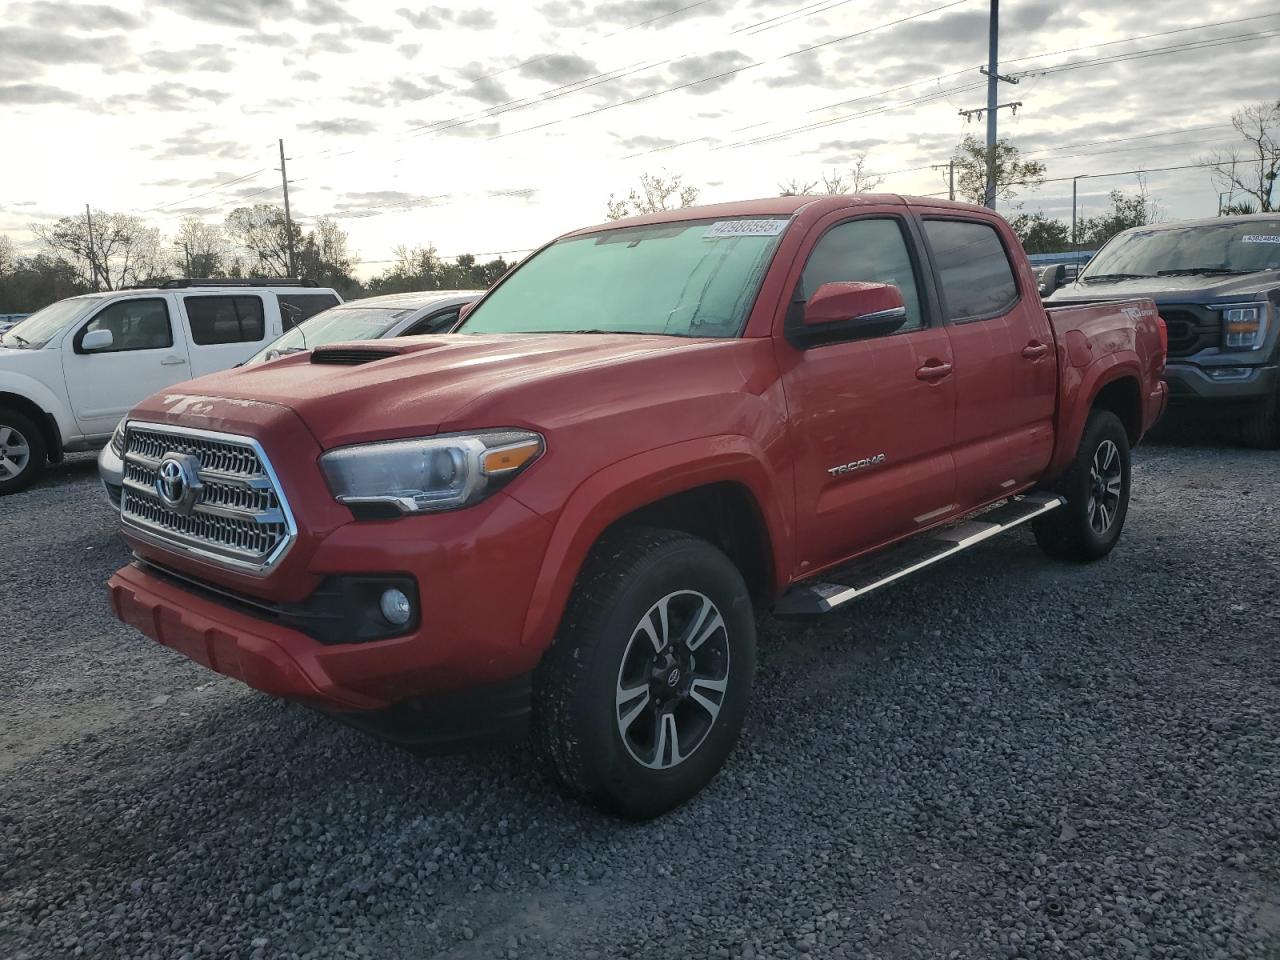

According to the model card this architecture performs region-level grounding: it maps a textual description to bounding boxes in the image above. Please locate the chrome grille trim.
[119,421,297,576]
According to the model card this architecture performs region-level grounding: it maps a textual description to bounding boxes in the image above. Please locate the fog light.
[1206,367,1253,381]
[379,588,412,626]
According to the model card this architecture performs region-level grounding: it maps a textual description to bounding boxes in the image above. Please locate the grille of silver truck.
[119,422,296,575]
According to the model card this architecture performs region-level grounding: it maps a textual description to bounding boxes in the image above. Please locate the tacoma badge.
[827,453,886,476]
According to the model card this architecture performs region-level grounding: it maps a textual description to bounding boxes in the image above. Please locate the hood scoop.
[310,339,451,365]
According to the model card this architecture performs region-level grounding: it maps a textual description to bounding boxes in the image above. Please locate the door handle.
[160,356,187,366]
[915,360,953,382]
[1022,342,1050,360]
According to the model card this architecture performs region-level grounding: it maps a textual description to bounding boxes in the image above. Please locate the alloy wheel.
[1087,438,1123,534]
[614,590,731,770]
[0,424,31,480]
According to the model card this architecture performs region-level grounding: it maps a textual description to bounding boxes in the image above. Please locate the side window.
[185,296,266,345]
[799,218,924,333]
[404,308,460,336]
[278,293,340,331]
[76,298,172,353]
[923,219,1020,320]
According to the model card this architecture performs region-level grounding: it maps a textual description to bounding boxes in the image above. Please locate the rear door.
[776,209,958,576]
[61,294,192,439]
[180,294,272,377]
[916,212,1057,510]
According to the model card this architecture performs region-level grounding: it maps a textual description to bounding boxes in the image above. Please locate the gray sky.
[2,0,1277,275]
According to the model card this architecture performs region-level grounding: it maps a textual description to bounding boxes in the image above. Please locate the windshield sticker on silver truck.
[704,219,788,240]
[1241,235,1280,244]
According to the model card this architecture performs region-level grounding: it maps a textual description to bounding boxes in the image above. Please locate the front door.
[778,213,958,577]
[62,295,192,439]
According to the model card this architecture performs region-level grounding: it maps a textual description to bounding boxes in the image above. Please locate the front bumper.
[1164,361,1279,410]
[108,489,555,713]
[97,441,123,507]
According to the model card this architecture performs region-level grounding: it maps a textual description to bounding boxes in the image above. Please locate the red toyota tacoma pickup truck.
[107,196,1167,818]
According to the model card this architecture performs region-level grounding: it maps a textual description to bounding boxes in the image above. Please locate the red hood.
[132,333,718,448]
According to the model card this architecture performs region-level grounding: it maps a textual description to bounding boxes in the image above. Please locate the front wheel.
[0,408,46,496]
[1033,409,1131,562]
[1239,389,1280,449]
[532,527,756,820]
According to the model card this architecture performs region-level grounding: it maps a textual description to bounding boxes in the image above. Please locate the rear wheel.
[1239,389,1280,449]
[532,527,756,820]
[1033,409,1130,562]
[0,408,46,496]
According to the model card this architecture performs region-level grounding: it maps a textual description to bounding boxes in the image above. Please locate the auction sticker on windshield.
[1242,235,1280,243]
[704,219,789,239]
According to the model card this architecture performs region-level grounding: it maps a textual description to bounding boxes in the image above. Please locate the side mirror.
[457,301,478,323]
[1039,264,1068,298]
[81,329,114,352]
[792,282,907,347]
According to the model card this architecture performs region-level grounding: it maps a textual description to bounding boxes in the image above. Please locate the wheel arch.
[516,436,791,652]
[0,390,62,462]
[1045,358,1144,482]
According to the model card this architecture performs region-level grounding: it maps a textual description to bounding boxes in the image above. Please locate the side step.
[772,493,1064,618]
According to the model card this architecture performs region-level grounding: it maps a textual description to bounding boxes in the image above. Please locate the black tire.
[1033,409,1131,562]
[532,526,756,820]
[0,407,47,496]
[1239,390,1280,449]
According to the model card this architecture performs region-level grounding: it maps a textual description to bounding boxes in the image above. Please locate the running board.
[772,493,1065,618]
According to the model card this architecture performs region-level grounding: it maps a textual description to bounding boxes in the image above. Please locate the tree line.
[0,205,511,313]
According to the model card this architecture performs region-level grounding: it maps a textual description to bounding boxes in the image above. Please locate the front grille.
[120,423,296,575]
[1159,306,1220,357]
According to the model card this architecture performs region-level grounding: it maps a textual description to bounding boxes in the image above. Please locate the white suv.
[0,280,340,494]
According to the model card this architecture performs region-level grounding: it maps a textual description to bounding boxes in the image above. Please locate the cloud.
[294,0,358,25]
[437,120,500,138]
[762,50,828,89]
[307,33,353,55]
[666,50,752,95]
[816,137,888,154]
[347,24,396,42]
[141,44,236,74]
[118,83,231,111]
[238,32,296,47]
[0,82,84,105]
[614,133,680,152]
[347,75,448,107]
[398,43,421,58]
[539,0,727,27]
[151,130,253,161]
[11,1,145,30]
[299,117,377,135]
[397,5,497,29]
[453,66,510,105]
[163,0,292,28]
[333,190,415,211]
[0,26,130,69]
[520,53,597,85]
[294,69,322,82]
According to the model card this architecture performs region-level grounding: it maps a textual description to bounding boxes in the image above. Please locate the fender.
[515,435,793,651]
[1045,351,1141,481]
[0,369,77,456]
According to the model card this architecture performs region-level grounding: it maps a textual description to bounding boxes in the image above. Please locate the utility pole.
[1071,176,1081,253]
[84,203,101,292]
[932,160,956,201]
[278,138,297,277]
[959,0,1020,209]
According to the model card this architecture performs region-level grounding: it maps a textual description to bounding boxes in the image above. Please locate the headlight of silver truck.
[319,429,544,514]
[1219,302,1270,350]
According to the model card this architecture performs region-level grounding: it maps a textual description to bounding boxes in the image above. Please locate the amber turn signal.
[482,439,542,475]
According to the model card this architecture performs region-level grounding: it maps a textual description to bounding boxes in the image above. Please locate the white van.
[0,279,340,494]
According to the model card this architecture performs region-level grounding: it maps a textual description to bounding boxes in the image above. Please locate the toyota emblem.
[155,453,203,515]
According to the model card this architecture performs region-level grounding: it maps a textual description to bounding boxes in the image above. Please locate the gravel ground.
[1,438,1278,960]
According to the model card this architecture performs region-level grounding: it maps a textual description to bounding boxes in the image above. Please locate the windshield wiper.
[1080,273,1152,283]
[1155,266,1253,276]
[5,333,30,347]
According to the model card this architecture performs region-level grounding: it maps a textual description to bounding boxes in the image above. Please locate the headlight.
[320,429,543,514]
[1218,302,1270,350]
[110,421,126,457]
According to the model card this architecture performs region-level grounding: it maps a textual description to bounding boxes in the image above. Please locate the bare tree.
[172,218,228,277]
[1203,100,1280,213]
[0,235,15,277]
[606,171,700,220]
[779,155,884,196]
[33,210,165,290]
[224,204,297,276]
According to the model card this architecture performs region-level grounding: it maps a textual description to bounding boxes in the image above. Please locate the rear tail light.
[1155,313,1168,374]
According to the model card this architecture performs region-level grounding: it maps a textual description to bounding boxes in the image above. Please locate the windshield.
[457,217,789,337]
[0,296,102,349]
[1082,220,1280,280]
[247,305,416,363]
